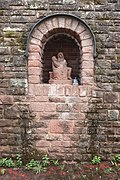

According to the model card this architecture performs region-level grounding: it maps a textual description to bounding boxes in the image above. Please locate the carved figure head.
[57,52,64,61]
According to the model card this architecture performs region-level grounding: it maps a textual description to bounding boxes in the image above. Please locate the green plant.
[0,168,6,175]
[92,156,101,165]
[5,158,15,168]
[60,164,65,171]
[34,163,42,174]
[105,167,113,173]
[0,158,7,167]
[26,159,40,170]
[0,158,15,168]
[42,154,50,167]
[114,154,120,163]
[16,154,23,167]
[26,158,46,174]
[111,154,120,166]
[51,159,59,166]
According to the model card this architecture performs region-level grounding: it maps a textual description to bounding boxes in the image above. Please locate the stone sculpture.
[49,52,72,84]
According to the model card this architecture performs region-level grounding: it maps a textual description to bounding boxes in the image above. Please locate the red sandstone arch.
[27,14,96,87]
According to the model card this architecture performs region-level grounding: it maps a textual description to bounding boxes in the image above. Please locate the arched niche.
[26,13,96,86]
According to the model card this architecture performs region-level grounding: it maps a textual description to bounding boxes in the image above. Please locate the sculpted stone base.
[49,79,72,85]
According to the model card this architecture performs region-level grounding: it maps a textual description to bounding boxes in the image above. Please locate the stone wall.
[0,0,120,161]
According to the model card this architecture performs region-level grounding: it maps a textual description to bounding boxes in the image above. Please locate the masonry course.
[0,0,120,161]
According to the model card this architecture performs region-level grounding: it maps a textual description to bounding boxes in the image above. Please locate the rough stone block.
[52,17,59,28]
[32,29,43,41]
[65,17,72,29]
[71,19,79,31]
[51,141,70,147]
[57,86,65,96]
[79,86,87,97]
[28,75,40,84]
[70,103,80,113]
[28,44,41,52]
[72,86,79,96]
[80,30,91,41]
[81,38,93,47]
[36,140,50,147]
[65,85,72,96]
[75,24,85,34]
[82,46,93,53]
[30,102,44,112]
[50,120,74,133]
[82,60,94,69]
[0,95,14,104]
[30,38,42,47]
[82,69,94,77]
[81,77,94,84]
[28,60,41,67]
[45,19,53,31]
[82,53,94,61]
[104,92,118,103]
[48,85,57,96]
[28,67,40,75]
[43,85,49,96]
[108,110,119,121]
[44,103,56,112]
[4,104,20,119]
[58,17,65,28]
[28,52,41,60]
[56,103,70,112]
[38,23,49,34]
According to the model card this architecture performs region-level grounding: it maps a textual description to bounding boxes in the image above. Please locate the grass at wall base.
[0,154,120,180]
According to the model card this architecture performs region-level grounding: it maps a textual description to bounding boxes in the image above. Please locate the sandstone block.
[28,60,41,67]
[32,29,43,41]
[30,102,44,112]
[81,39,93,47]
[58,17,65,28]
[30,38,42,47]
[28,52,41,60]
[4,105,20,119]
[79,86,87,97]
[72,86,79,96]
[57,86,65,96]
[28,44,41,52]
[38,23,49,34]
[36,140,50,147]
[56,103,70,112]
[0,95,14,104]
[28,67,40,76]
[44,103,56,112]
[65,85,72,96]
[108,110,119,121]
[104,92,118,103]
[28,76,40,84]
[50,120,74,134]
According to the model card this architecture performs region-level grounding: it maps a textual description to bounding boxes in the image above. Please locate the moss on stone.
[3,31,27,50]
[0,37,4,44]
[0,10,4,16]
[4,31,20,38]
[117,56,120,63]
[15,32,27,50]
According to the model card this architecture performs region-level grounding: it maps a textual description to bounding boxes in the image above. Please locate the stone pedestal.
[49,79,72,85]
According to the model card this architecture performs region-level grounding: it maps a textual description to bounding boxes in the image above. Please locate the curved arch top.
[25,13,96,57]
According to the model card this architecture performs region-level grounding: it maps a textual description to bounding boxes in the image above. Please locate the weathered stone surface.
[0,0,120,161]
[104,92,118,103]
[111,63,120,69]
[108,110,119,121]
[4,105,20,119]
[50,120,74,134]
